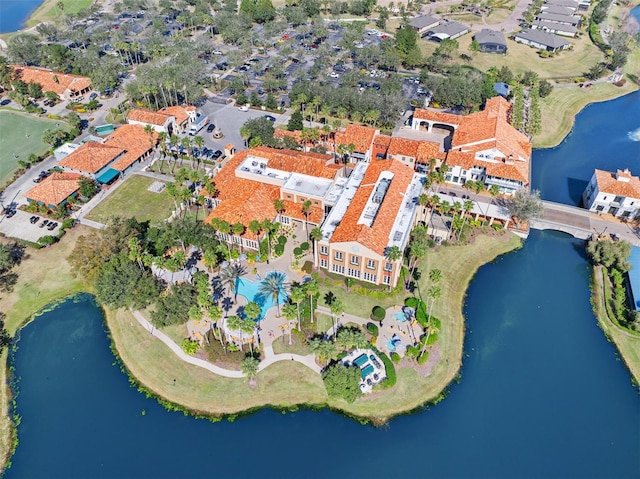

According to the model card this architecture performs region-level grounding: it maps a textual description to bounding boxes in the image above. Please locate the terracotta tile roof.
[388,137,421,158]
[413,108,462,124]
[330,159,416,255]
[335,125,377,153]
[373,134,392,148]
[247,146,338,179]
[127,109,172,126]
[106,124,157,171]
[445,147,529,184]
[25,172,82,206]
[12,66,91,96]
[274,129,302,141]
[594,169,640,198]
[416,142,446,163]
[204,148,329,237]
[58,142,124,174]
[160,106,191,125]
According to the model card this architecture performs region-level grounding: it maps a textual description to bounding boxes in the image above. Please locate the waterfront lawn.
[26,0,93,26]
[0,111,64,185]
[85,175,175,226]
[535,82,637,148]
[592,266,640,383]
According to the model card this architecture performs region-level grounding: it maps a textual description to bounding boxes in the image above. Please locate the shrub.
[377,351,396,389]
[371,305,386,321]
[300,242,309,251]
[404,297,419,308]
[293,247,302,256]
[181,338,200,355]
[406,345,420,358]
[274,244,284,256]
[277,235,287,244]
[366,322,379,335]
[390,352,401,363]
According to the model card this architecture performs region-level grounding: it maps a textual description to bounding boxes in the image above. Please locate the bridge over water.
[531,201,640,246]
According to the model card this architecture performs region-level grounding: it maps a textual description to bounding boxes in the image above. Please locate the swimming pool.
[394,311,408,322]
[236,276,288,320]
[361,365,374,379]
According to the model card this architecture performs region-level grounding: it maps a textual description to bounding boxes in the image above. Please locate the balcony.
[485,176,523,189]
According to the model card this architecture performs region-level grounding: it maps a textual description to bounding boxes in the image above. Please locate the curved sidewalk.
[131,310,321,377]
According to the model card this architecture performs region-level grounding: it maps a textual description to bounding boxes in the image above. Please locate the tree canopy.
[322,363,362,403]
[586,239,631,273]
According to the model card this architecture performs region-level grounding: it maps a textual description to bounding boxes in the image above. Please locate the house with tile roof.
[57,124,156,183]
[334,124,378,162]
[25,172,83,209]
[317,159,425,288]
[583,169,640,220]
[127,109,176,134]
[12,66,91,100]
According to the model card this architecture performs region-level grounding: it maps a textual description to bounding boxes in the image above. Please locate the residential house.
[532,20,578,37]
[426,20,470,41]
[12,66,91,100]
[474,29,508,53]
[514,29,571,52]
[408,15,440,36]
[539,5,575,15]
[582,169,640,219]
[127,109,176,134]
[317,159,425,288]
[25,172,83,210]
[534,12,580,27]
[543,0,579,11]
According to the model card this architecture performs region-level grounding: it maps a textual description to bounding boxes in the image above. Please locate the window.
[347,268,361,278]
[320,259,327,268]
[383,275,390,285]
[320,245,328,255]
[614,196,624,204]
[363,272,377,283]
[453,176,459,183]
[314,201,319,206]
[332,264,344,274]
[350,255,359,266]
[280,216,290,225]
[366,259,376,270]
[384,262,393,272]
[596,205,604,212]
[286,194,292,199]
[602,196,607,201]
[335,251,343,261]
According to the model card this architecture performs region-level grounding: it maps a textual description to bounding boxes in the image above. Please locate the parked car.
[212,150,223,160]
[213,50,223,55]
[238,104,250,112]
[47,222,58,231]
[39,220,49,227]
[29,216,39,224]
[263,115,276,122]
[206,123,215,133]
[5,210,15,218]
[89,92,98,100]
[330,71,340,78]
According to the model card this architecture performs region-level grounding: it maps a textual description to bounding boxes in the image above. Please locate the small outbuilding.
[493,82,510,98]
[474,29,507,53]
[427,20,470,41]
[408,15,441,36]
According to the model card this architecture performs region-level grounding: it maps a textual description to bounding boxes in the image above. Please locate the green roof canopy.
[96,168,119,184]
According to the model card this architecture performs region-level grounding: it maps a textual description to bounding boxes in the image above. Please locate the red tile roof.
[106,124,157,171]
[25,172,82,206]
[594,169,640,198]
[330,159,415,255]
[413,108,462,124]
[160,105,194,125]
[246,146,339,179]
[335,125,377,153]
[416,142,445,163]
[388,137,421,158]
[12,66,91,96]
[127,109,171,126]
[58,142,124,174]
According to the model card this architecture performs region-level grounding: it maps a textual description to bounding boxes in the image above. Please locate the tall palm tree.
[290,285,305,330]
[244,301,261,321]
[426,285,442,324]
[309,227,323,256]
[385,245,403,291]
[192,135,205,171]
[273,199,285,219]
[301,200,312,237]
[241,356,260,386]
[283,303,297,345]
[226,315,243,350]
[231,222,245,250]
[429,268,443,284]
[304,279,319,324]
[259,271,288,317]
[420,321,439,357]
[329,298,344,340]
[203,248,218,272]
[220,263,247,301]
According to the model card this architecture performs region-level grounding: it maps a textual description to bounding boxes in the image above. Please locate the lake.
[0,0,44,34]
[7,91,640,477]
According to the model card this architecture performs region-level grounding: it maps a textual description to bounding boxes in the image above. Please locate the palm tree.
[240,356,260,387]
[217,220,232,257]
[220,263,247,301]
[385,245,403,291]
[308,338,336,366]
[420,321,439,357]
[296,93,308,127]
[193,135,205,171]
[283,303,298,344]
[301,200,312,237]
[426,285,442,324]
[273,199,285,219]
[231,222,245,250]
[329,298,344,340]
[203,249,218,272]
[226,315,242,349]
[304,279,319,324]
[239,125,251,147]
[429,268,443,284]
[309,227,323,256]
[290,285,305,330]
[248,220,262,239]
[244,301,261,322]
[259,271,288,317]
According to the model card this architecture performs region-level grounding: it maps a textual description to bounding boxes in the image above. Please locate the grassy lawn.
[535,81,637,148]
[591,267,640,384]
[85,175,175,226]
[0,226,91,469]
[26,0,94,26]
[272,333,310,355]
[0,111,66,185]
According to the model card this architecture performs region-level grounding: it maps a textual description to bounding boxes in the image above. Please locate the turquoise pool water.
[236,276,288,320]
[394,311,408,322]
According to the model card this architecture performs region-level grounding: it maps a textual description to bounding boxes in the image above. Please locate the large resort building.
[205,96,531,287]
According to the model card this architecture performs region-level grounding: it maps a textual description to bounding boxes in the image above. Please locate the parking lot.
[0,210,60,243]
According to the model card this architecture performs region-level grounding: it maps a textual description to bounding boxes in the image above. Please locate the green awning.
[96,168,120,184]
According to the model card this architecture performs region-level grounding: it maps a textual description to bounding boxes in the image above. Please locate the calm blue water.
[236,275,288,320]
[532,90,640,205]
[8,232,640,478]
[0,0,44,33]
[631,5,640,24]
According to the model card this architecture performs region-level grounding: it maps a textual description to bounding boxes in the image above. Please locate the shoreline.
[0,229,520,473]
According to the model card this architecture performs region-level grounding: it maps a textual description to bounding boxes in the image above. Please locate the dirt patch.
[398,344,441,377]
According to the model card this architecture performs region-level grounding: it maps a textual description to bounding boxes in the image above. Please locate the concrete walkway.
[131,309,322,377]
